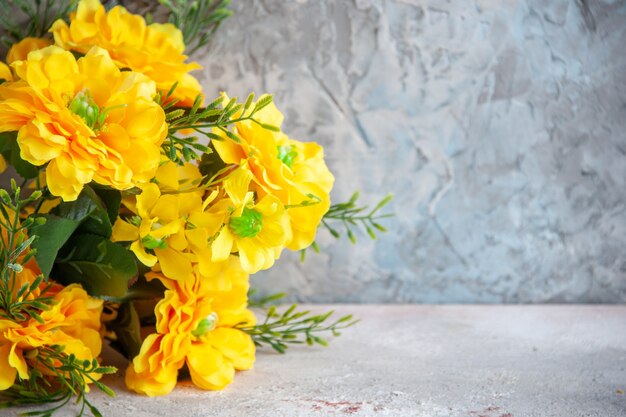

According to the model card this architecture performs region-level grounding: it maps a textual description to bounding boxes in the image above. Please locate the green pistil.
[229,207,263,238]
[277,145,297,168]
[192,312,219,337]
[69,90,102,129]
[141,235,167,250]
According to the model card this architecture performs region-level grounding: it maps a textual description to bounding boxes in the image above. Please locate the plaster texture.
[6,305,626,417]
[188,0,626,303]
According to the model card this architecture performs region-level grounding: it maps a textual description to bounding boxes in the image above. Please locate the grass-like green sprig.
[158,87,279,165]
[0,0,78,47]
[241,294,358,354]
[0,181,54,324]
[158,0,232,55]
[0,346,116,417]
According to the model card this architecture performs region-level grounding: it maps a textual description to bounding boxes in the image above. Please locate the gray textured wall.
[5,1,624,303]
[196,0,626,303]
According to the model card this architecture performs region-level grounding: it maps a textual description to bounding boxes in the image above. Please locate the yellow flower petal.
[154,248,192,281]
[209,328,256,371]
[7,37,52,64]
[0,62,12,82]
[131,240,158,266]
[0,342,17,390]
[186,343,234,391]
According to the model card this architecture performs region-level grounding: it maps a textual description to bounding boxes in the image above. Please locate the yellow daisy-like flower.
[0,45,167,201]
[6,37,52,64]
[0,280,104,390]
[212,96,334,250]
[51,0,203,106]
[207,167,292,274]
[112,180,202,280]
[125,264,256,396]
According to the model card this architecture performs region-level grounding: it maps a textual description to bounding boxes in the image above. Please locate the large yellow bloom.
[125,264,255,396]
[0,45,167,201]
[0,281,103,390]
[212,97,334,250]
[51,0,202,106]
[207,167,292,274]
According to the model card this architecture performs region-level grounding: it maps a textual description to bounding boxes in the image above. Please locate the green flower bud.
[192,312,218,337]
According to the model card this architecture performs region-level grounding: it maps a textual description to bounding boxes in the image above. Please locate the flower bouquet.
[0,0,391,415]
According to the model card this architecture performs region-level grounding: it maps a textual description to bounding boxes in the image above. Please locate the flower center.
[277,145,297,168]
[192,312,219,337]
[229,207,263,238]
[69,89,103,129]
[141,235,167,250]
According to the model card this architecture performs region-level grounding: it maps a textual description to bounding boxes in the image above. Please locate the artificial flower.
[125,264,255,396]
[207,167,292,274]
[0,45,167,201]
[112,181,202,280]
[6,37,52,64]
[0,270,103,390]
[51,0,203,106]
[212,96,334,250]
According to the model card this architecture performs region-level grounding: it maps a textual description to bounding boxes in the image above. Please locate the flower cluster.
[0,0,357,408]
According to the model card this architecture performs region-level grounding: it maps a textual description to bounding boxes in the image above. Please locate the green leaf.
[53,235,137,298]
[0,131,15,156]
[0,132,40,179]
[92,187,122,226]
[108,301,143,359]
[199,142,226,178]
[28,214,81,277]
[54,186,113,238]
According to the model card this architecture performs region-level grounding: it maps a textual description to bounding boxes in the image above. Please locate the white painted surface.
[8,305,626,416]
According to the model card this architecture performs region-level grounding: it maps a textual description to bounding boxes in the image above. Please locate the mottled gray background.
[195,0,626,303]
[3,0,625,303]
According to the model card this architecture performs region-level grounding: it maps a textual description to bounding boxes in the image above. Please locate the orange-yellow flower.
[125,264,255,396]
[6,37,52,64]
[0,45,167,201]
[51,0,202,106]
[212,96,334,250]
[0,281,103,390]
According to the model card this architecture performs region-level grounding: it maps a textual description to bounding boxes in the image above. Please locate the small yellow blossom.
[0,45,167,201]
[6,37,52,64]
[125,264,255,396]
[51,0,203,106]
[207,167,292,274]
[212,96,334,250]
[112,182,202,280]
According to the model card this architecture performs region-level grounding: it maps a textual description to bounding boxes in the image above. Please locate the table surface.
[4,305,626,417]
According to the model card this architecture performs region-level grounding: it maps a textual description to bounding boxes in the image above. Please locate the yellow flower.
[125,264,255,396]
[112,181,202,280]
[212,96,334,250]
[0,279,103,390]
[6,37,52,64]
[0,45,167,201]
[0,62,12,82]
[154,159,203,193]
[207,167,292,274]
[51,0,203,106]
